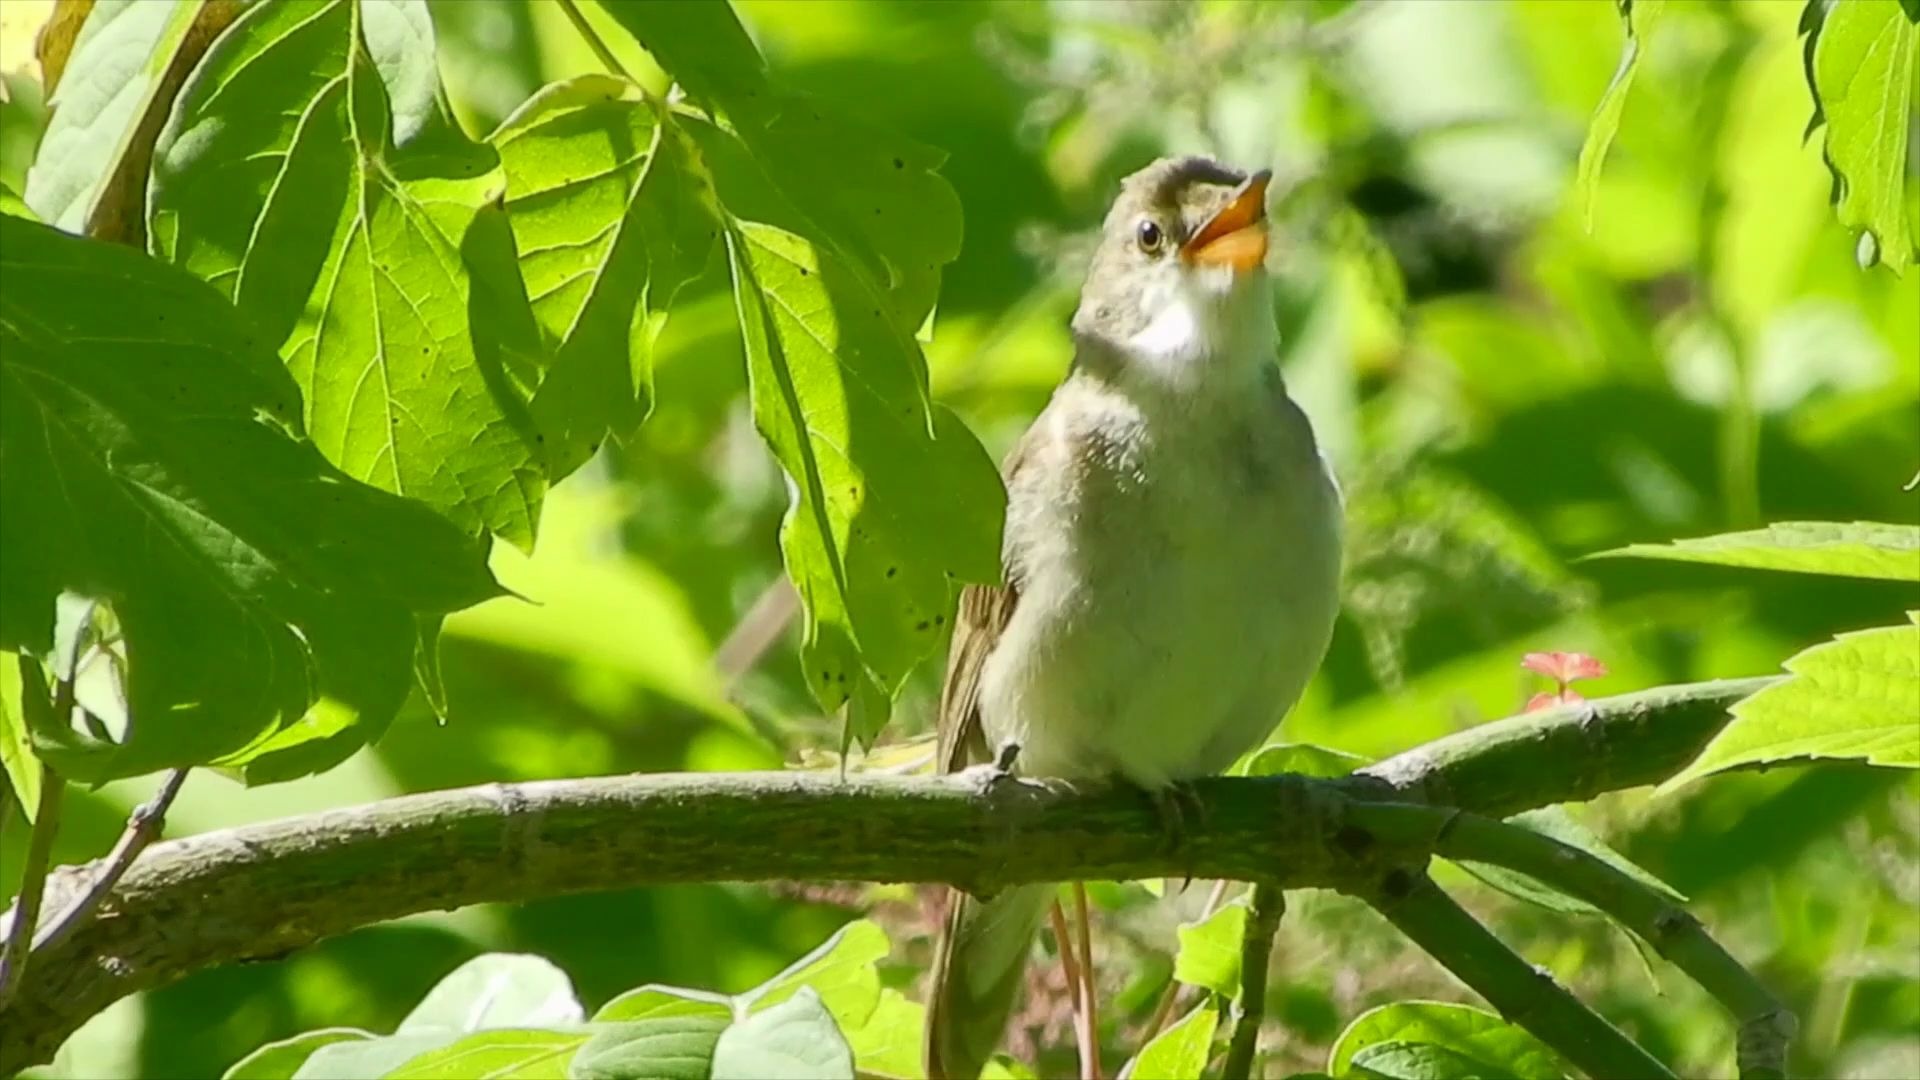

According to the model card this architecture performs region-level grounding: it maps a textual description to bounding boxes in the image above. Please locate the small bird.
[923,157,1344,1079]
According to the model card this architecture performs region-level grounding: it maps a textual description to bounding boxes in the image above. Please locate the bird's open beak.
[1181,169,1272,273]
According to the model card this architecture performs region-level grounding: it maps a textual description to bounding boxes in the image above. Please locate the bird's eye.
[1135,219,1164,254]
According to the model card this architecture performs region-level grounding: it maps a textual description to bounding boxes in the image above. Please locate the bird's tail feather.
[924,883,1051,1080]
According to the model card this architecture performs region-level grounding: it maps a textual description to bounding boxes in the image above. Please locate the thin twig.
[1220,882,1284,1080]
[714,577,799,693]
[31,768,189,955]
[1048,899,1092,1079]
[1362,869,1676,1080]
[1073,882,1101,1080]
[0,654,73,1011]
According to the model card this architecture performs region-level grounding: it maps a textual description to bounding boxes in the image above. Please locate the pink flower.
[1522,651,1608,684]
[1525,689,1588,713]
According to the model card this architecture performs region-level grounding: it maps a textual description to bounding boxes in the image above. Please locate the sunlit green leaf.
[710,987,854,1080]
[0,216,497,782]
[568,1017,729,1080]
[0,651,38,819]
[222,1028,374,1079]
[840,990,925,1080]
[1327,1002,1570,1080]
[1664,613,1920,790]
[1349,1040,1520,1080]
[1121,1002,1218,1080]
[1802,0,1919,272]
[399,954,584,1033]
[740,919,888,1031]
[1174,900,1248,999]
[1238,742,1372,778]
[1591,521,1920,581]
[149,0,548,545]
[490,75,717,478]
[386,1029,588,1079]
[292,1034,463,1080]
[592,985,733,1024]
[1576,0,1665,230]
[724,221,1002,745]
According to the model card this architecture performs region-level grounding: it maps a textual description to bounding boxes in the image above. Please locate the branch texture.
[0,678,1768,1070]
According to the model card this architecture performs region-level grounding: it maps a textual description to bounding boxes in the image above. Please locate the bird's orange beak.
[1181,169,1272,273]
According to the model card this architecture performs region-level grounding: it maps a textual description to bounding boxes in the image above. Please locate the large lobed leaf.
[1591,520,1920,581]
[148,0,548,546]
[0,215,497,783]
[1664,612,1920,790]
[1801,0,1920,272]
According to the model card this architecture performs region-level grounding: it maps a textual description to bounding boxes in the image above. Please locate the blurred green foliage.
[2,0,1916,1077]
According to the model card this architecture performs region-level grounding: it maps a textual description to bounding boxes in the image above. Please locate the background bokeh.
[2,1,1916,1077]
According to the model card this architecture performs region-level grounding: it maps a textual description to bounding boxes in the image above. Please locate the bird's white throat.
[1122,266,1275,390]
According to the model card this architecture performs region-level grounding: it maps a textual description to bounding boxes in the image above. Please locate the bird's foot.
[959,739,1022,797]
[1133,778,1207,865]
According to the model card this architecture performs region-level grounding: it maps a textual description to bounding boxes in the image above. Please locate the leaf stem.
[31,768,189,956]
[554,0,635,84]
[1220,882,1284,1080]
[0,657,71,1011]
[1361,869,1675,1080]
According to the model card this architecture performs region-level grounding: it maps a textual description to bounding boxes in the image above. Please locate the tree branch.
[0,678,1768,1071]
[1359,868,1676,1079]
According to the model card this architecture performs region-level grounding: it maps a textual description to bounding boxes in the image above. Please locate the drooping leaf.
[222,1029,374,1080]
[0,651,39,819]
[1173,901,1248,999]
[1802,0,1919,272]
[1663,613,1920,790]
[25,0,244,245]
[385,1029,589,1079]
[148,0,548,545]
[569,1016,729,1080]
[1327,1002,1570,1080]
[723,222,1003,746]
[710,987,855,1080]
[1575,0,1665,230]
[1121,1002,1219,1080]
[1591,521,1920,581]
[489,75,717,478]
[398,954,584,1034]
[739,919,889,1032]
[0,215,497,782]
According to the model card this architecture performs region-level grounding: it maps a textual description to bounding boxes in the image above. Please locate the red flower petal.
[1521,650,1608,683]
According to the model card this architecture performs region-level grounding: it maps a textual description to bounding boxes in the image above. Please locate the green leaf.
[1327,1003,1570,1080]
[1575,0,1665,230]
[723,222,1003,746]
[294,1035,464,1080]
[386,1030,589,1079]
[0,180,34,220]
[1121,1002,1218,1080]
[0,651,39,819]
[1663,613,1920,790]
[399,954,584,1033]
[586,0,768,114]
[1452,805,1687,917]
[592,985,734,1024]
[568,1017,729,1080]
[840,990,925,1080]
[0,215,498,782]
[149,0,548,545]
[1803,0,1919,272]
[1349,1040,1521,1080]
[740,919,888,1032]
[1239,742,1372,778]
[222,1028,374,1080]
[489,75,716,479]
[23,0,203,237]
[1174,901,1248,999]
[710,987,855,1080]
[1590,521,1920,581]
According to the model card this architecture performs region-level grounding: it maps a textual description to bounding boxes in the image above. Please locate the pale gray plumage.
[925,156,1344,1080]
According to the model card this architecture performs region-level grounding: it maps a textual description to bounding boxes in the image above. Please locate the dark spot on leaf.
[1334,826,1373,857]
[799,266,809,276]
[916,620,930,631]
[535,433,545,443]
[893,158,903,169]
[1381,868,1416,900]
[933,614,944,627]
[886,566,897,578]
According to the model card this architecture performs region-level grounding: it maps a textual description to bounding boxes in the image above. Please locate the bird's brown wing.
[934,431,1041,775]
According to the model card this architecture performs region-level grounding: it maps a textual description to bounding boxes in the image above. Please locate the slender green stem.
[1349,803,1793,1079]
[0,656,71,1011]
[1220,882,1284,1080]
[554,0,634,83]
[1362,870,1675,1080]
